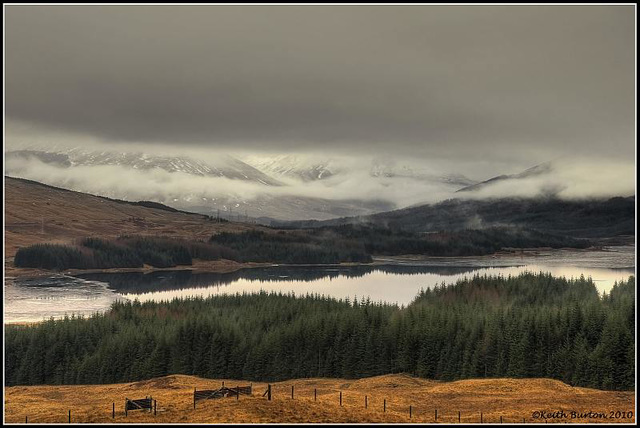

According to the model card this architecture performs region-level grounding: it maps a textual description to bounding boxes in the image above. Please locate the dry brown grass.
[4,177,267,276]
[4,374,635,424]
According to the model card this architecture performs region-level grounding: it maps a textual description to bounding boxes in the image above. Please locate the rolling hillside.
[281,196,635,238]
[4,176,259,261]
[4,374,634,424]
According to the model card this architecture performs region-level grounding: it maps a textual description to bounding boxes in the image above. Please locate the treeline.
[13,236,237,270]
[5,273,634,390]
[13,244,93,270]
[211,225,590,260]
[308,225,590,257]
[13,225,591,271]
[210,229,372,264]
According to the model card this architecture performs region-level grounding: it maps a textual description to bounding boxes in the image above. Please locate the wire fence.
[17,380,543,424]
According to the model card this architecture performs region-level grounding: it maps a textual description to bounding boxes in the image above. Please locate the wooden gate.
[125,397,153,416]
[194,385,252,407]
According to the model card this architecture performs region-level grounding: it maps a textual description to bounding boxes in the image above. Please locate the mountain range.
[6,148,631,227]
[6,149,397,220]
[5,148,478,221]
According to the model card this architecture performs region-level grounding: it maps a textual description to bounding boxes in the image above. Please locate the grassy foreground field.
[4,374,635,424]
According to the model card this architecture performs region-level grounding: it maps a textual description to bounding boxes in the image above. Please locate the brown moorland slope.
[4,176,264,273]
[4,374,635,424]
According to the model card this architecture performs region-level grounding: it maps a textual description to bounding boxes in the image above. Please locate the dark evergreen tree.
[4,273,635,391]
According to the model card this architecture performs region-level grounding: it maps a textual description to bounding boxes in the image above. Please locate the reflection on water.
[80,263,633,306]
[75,265,480,294]
[375,245,637,269]
[5,245,635,322]
[4,275,124,323]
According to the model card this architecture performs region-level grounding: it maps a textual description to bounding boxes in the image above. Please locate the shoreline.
[5,244,635,326]
[3,259,276,280]
[373,244,636,268]
[5,241,634,280]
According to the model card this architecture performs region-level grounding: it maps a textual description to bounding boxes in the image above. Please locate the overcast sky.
[5,5,636,170]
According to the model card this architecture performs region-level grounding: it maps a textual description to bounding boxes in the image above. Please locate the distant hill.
[456,162,553,193]
[96,196,196,215]
[4,176,258,259]
[280,196,635,238]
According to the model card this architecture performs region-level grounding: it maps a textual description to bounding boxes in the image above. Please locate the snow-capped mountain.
[241,154,477,187]
[456,162,554,193]
[6,149,282,185]
[169,193,395,223]
[5,150,73,168]
[369,158,477,187]
[4,148,396,221]
[239,154,338,182]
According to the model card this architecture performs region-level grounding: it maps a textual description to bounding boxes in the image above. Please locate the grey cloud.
[5,5,636,164]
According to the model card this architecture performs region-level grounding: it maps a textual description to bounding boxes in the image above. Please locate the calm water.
[4,276,122,323]
[4,245,635,322]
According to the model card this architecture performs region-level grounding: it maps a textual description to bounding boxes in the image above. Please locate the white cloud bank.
[5,152,634,217]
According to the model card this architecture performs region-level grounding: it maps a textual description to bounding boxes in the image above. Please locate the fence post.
[384,399,386,413]
[194,388,196,409]
[268,384,271,401]
[409,405,412,419]
[314,388,317,401]
[339,391,342,406]
[480,412,483,423]
[112,402,115,419]
[222,381,225,387]
[149,396,152,413]
[68,410,71,423]
[365,395,368,409]
[154,400,157,416]
[25,416,28,423]
[500,415,503,424]
[291,385,294,399]
[435,409,438,422]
